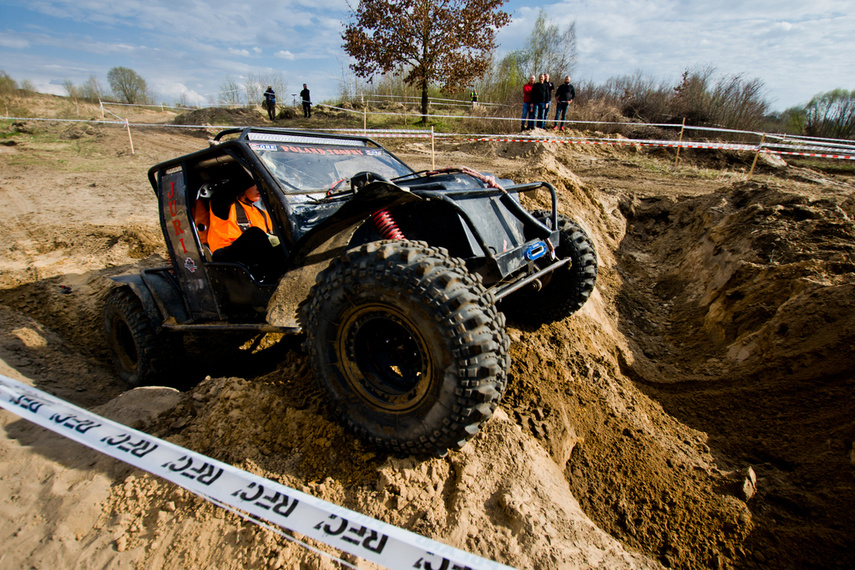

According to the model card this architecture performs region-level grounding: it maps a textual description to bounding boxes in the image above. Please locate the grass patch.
[787,156,855,175]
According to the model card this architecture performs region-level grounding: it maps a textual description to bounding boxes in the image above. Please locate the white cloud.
[275,50,297,61]
[0,34,30,49]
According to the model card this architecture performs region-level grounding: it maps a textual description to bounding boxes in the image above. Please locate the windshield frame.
[245,133,414,199]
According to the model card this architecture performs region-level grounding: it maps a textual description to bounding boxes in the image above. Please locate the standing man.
[521,75,535,131]
[531,74,548,130]
[263,86,276,121]
[300,83,312,118]
[553,76,576,131]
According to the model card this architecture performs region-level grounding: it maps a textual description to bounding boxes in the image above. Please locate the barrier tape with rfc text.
[0,374,516,570]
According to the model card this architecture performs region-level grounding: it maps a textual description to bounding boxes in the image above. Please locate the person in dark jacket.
[300,84,311,118]
[552,76,576,131]
[531,74,548,129]
[263,86,276,120]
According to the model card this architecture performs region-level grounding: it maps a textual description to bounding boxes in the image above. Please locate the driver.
[208,183,285,281]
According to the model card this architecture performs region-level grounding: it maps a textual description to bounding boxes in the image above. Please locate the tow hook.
[524,241,547,261]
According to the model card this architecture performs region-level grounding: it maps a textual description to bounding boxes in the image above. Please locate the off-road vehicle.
[104,127,597,456]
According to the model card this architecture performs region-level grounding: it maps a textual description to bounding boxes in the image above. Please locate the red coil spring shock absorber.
[372,208,406,240]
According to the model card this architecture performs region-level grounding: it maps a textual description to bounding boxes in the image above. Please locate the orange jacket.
[207,197,273,253]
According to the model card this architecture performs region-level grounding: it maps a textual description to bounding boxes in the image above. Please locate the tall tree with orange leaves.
[342,0,511,120]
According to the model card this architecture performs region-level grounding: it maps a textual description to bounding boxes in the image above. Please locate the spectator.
[470,88,478,107]
[521,75,535,131]
[531,74,548,129]
[300,83,312,118]
[552,76,576,131]
[263,86,276,121]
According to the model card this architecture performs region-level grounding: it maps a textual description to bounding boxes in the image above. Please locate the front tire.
[300,240,510,456]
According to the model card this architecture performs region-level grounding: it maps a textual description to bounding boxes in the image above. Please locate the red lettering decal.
[167,180,175,199]
[178,237,188,253]
[169,199,179,216]
[172,219,184,236]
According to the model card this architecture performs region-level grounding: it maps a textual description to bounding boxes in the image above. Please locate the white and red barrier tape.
[3,115,853,160]
[0,374,516,570]
[447,134,855,160]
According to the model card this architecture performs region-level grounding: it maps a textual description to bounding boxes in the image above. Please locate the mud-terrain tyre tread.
[299,240,510,456]
[503,211,598,324]
[103,286,174,387]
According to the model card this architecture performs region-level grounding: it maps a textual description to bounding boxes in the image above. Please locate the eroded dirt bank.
[1,107,854,569]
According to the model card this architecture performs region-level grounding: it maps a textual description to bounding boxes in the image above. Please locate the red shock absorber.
[372,208,406,240]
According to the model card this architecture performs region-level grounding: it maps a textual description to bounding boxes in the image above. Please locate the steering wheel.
[350,171,389,192]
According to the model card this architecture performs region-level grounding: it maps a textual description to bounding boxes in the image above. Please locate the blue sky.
[0,0,851,112]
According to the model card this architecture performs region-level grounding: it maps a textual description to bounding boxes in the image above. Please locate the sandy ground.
[1,96,854,569]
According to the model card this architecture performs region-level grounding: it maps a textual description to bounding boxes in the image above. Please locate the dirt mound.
[2,120,855,569]
[173,107,270,128]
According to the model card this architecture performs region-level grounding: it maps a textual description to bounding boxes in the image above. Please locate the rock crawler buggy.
[104,128,597,456]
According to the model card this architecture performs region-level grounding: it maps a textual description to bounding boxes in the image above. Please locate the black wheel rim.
[338,305,433,413]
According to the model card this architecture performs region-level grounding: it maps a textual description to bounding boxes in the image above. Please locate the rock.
[757,152,787,170]
[722,466,757,501]
[740,467,757,501]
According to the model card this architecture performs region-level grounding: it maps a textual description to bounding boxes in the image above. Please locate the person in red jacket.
[520,75,535,131]
[208,183,285,281]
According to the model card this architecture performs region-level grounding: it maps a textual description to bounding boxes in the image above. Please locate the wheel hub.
[340,307,432,413]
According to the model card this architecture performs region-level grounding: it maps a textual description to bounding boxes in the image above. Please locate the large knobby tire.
[503,211,598,324]
[103,286,174,387]
[300,240,510,456]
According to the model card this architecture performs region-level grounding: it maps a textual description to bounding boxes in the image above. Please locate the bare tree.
[343,0,511,119]
[802,89,855,139]
[246,71,287,108]
[218,76,243,106]
[63,79,80,99]
[490,10,577,103]
[526,10,577,78]
[81,75,105,102]
[0,71,17,97]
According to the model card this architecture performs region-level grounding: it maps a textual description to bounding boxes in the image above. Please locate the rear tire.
[103,286,174,387]
[300,240,510,456]
[503,211,598,324]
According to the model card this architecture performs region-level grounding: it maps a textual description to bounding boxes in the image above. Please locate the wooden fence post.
[125,120,135,155]
[748,133,766,179]
[675,117,686,165]
[431,127,435,170]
